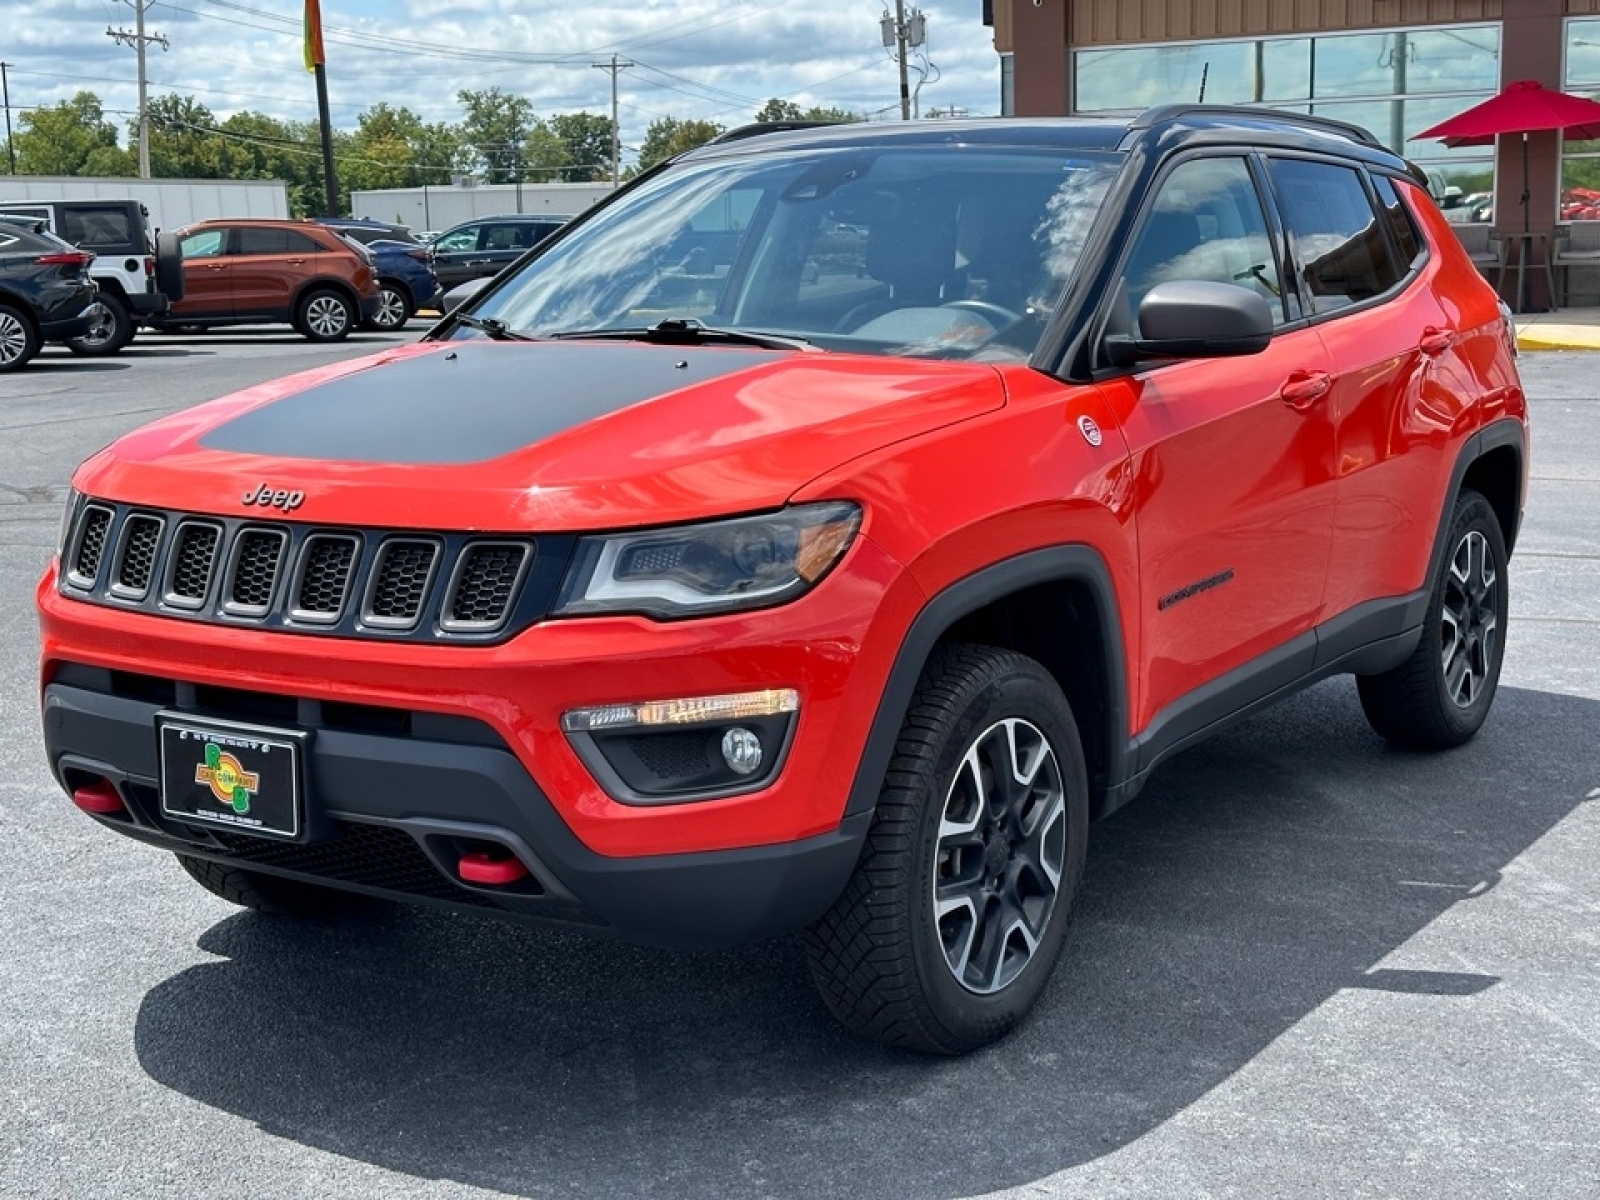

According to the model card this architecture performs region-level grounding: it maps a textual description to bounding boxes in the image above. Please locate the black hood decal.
[199,342,782,465]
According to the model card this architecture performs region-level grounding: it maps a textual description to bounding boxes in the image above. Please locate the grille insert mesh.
[113,514,163,597]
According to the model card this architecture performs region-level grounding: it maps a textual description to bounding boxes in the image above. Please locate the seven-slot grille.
[59,500,552,643]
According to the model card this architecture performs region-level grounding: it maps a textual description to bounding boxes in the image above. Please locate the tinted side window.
[1123,156,1285,326]
[235,228,292,256]
[180,230,227,259]
[284,230,324,253]
[60,206,134,249]
[1267,158,1400,314]
[483,224,534,251]
[433,225,479,252]
[1370,174,1424,271]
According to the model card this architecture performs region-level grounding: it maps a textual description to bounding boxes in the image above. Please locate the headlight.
[553,502,861,619]
[57,487,82,560]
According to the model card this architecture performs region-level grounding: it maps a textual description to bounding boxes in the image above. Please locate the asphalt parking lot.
[1,333,1597,1199]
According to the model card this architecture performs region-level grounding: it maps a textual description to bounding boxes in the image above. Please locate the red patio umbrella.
[1413,79,1600,232]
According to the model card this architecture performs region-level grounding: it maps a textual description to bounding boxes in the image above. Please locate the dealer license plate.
[157,714,306,840]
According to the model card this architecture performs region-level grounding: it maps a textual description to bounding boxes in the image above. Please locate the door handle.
[1278,370,1332,410]
[205,263,227,271]
[1419,327,1455,356]
[284,257,306,265]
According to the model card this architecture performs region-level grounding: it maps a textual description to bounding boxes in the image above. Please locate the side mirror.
[443,276,491,313]
[1105,280,1274,366]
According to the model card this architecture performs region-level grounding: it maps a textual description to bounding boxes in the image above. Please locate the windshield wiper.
[453,312,535,342]
[551,318,812,352]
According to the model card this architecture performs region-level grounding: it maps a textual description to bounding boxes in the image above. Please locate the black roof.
[685,106,1411,175]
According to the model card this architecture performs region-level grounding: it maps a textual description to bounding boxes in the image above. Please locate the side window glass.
[180,230,226,259]
[433,226,478,252]
[483,225,523,251]
[1123,157,1285,327]
[61,206,133,248]
[235,228,291,256]
[1370,174,1424,271]
[284,231,323,254]
[1267,158,1402,314]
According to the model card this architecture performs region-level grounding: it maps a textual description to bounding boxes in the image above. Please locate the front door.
[1094,155,1339,735]
[430,223,485,291]
[175,227,232,317]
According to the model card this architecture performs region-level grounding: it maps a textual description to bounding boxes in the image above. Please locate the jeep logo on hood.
[241,482,305,512]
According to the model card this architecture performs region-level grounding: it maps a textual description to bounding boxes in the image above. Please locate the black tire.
[154,231,186,303]
[0,302,40,372]
[363,281,411,331]
[294,288,355,342]
[1358,488,1509,748]
[66,293,134,356]
[805,644,1090,1054]
[175,853,372,917]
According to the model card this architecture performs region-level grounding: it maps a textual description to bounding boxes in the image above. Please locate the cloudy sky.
[6,1,1003,165]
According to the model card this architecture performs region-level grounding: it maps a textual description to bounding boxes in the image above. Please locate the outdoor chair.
[1451,223,1502,283]
[1553,221,1600,305]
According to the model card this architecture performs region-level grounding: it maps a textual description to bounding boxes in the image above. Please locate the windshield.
[459,144,1120,361]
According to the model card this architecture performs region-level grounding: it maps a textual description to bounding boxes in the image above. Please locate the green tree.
[636,116,724,172]
[141,94,229,178]
[13,91,123,175]
[523,121,571,182]
[548,111,616,182]
[345,103,457,192]
[457,87,535,183]
[754,98,860,125]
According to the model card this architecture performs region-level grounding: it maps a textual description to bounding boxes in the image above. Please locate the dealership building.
[986,0,1600,299]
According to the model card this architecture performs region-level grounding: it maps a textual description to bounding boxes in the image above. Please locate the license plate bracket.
[157,713,308,841]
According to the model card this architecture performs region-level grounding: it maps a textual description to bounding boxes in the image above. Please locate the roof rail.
[705,121,844,146]
[1128,104,1383,148]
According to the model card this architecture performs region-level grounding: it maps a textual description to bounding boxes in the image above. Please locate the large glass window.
[1563,18,1600,221]
[1074,25,1497,219]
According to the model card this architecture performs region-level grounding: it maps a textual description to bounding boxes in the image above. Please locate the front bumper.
[38,534,916,943]
[42,668,869,946]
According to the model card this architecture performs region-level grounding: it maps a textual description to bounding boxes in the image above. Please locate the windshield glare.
[465,145,1119,361]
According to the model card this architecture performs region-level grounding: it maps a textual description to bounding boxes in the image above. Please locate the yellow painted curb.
[1517,325,1600,351]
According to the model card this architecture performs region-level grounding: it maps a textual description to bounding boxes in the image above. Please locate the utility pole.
[1,63,14,174]
[593,54,632,186]
[880,4,927,121]
[107,0,169,179]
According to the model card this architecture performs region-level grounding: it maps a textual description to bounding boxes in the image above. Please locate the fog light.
[721,727,763,775]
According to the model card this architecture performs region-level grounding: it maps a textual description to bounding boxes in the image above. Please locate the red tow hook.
[458,851,530,886]
[72,779,124,815]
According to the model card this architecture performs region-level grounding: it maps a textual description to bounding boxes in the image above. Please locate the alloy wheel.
[1441,529,1498,708]
[0,310,27,365]
[305,295,349,338]
[933,717,1067,995]
[372,288,407,329]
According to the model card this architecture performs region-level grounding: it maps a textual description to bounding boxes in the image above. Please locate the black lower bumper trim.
[42,678,869,948]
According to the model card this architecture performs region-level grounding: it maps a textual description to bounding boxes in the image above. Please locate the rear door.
[231,226,323,319]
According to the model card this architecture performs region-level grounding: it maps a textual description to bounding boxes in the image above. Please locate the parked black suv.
[428,213,572,292]
[0,218,100,371]
[0,199,184,355]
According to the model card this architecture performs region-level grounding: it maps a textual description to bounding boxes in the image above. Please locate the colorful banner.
[304,0,326,72]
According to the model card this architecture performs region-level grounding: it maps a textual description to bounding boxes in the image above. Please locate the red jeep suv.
[39,108,1527,1053]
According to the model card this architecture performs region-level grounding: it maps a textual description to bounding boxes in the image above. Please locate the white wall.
[0,177,290,233]
[351,182,614,232]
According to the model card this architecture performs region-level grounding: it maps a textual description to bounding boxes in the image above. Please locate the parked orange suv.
[152,219,381,342]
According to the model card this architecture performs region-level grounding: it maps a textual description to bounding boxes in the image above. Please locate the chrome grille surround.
[56,499,562,645]
[441,542,531,634]
[67,504,115,588]
[109,513,164,600]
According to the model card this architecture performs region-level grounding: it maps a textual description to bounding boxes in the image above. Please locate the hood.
[76,339,1007,530]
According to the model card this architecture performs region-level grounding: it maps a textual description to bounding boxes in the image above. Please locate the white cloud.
[4,0,1003,164]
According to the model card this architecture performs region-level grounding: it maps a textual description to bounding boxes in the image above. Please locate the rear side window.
[235,228,324,255]
[1267,158,1401,314]
[1370,174,1424,271]
[60,206,134,249]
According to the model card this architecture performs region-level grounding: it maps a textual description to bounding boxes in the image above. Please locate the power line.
[107,0,170,177]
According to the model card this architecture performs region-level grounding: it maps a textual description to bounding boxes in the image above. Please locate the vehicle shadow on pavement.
[132,680,1600,1199]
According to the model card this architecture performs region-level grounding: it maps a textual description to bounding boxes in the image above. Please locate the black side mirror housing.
[1105,280,1275,366]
